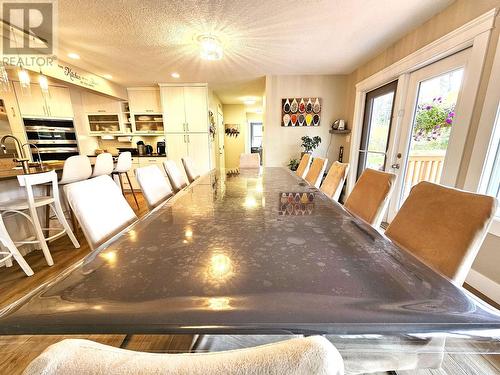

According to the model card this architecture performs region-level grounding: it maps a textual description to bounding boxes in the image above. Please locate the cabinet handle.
[187,135,190,143]
[183,135,186,143]
[146,109,153,112]
[10,107,16,117]
[42,105,47,116]
[98,110,105,113]
[186,123,189,132]
[48,106,52,116]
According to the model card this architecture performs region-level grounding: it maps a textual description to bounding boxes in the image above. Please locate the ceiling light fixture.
[198,35,223,61]
[38,72,49,94]
[18,68,30,88]
[103,74,112,79]
[171,72,180,79]
[244,99,256,105]
[67,52,80,60]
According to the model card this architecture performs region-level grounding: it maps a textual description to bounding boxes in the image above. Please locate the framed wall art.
[282,97,321,127]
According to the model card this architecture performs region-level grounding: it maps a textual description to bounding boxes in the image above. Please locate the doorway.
[250,122,263,165]
[387,49,470,219]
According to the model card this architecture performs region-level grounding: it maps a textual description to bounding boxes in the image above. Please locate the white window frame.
[464,32,500,237]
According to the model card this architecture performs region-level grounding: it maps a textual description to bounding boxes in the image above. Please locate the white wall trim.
[347,9,496,194]
[466,269,500,305]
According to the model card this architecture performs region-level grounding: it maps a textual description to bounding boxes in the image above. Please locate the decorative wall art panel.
[282,97,321,127]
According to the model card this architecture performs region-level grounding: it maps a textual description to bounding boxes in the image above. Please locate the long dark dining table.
[1,167,500,343]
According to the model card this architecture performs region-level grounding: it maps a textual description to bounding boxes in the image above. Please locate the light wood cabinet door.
[46,86,73,118]
[183,86,208,133]
[82,91,119,113]
[128,88,161,113]
[13,82,48,117]
[187,133,210,173]
[166,133,188,172]
[161,86,186,133]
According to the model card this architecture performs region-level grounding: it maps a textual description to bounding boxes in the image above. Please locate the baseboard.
[466,269,500,305]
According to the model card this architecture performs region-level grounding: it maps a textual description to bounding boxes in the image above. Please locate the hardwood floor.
[0,192,498,374]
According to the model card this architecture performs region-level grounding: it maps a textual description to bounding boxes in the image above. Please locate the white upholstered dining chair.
[239,153,260,168]
[91,153,114,177]
[304,157,328,188]
[182,156,200,183]
[163,160,188,192]
[135,165,173,209]
[64,175,137,250]
[23,336,343,375]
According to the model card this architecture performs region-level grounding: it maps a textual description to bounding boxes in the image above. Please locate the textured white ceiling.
[57,0,453,103]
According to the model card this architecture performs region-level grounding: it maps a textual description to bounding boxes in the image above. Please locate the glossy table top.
[1,167,500,336]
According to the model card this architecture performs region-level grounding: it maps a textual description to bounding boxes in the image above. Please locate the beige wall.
[223,104,248,169]
[209,89,223,169]
[343,1,500,292]
[263,75,348,168]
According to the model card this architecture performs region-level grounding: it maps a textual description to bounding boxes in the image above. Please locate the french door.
[386,49,470,219]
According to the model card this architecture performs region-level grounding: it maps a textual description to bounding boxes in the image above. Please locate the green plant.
[414,97,455,141]
[288,158,299,171]
[301,136,321,153]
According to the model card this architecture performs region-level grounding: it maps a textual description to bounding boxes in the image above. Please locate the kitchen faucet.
[0,134,30,173]
[22,142,43,169]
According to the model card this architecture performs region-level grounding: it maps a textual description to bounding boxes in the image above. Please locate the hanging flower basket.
[413,97,455,141]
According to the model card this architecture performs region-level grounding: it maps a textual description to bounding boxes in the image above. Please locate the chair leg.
[28,205,54,266]
[51,202,80,249]
[117,173,125,194]
[125,172,139,209]
[45,184,51,237]
[4,242,34,276]
[69,209,78,236]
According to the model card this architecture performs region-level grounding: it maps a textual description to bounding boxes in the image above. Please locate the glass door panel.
[357,81,398,178]
[400,68,464,200]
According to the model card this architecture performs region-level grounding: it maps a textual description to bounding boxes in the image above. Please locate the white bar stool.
[0,214,34,276]
[111,152,139,209]
[0,171,80,266]
[91,153,114,177]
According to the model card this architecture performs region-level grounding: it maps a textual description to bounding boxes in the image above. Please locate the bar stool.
[91,153,114,177]
[0,171,80,266]
[111,152,139,209]
[45,155,92,234]
[0,214,34,276]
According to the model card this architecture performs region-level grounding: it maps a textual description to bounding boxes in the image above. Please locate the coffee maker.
[157,141,166,155]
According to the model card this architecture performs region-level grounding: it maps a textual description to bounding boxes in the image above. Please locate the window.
[480,103,500,217]
[250,122,263,148]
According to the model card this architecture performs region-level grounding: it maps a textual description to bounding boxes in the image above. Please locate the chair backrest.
[239,153,260,169]
[163,160,188,192]
[58,155,92,185]
[385,182,497,285]
[296,153,311,178]
[344,168,396,227]
[114,152,132,173]
[135,165,173,209]
[304,157,328,188]
[182,156,200,183]
[23,336,344,375]
[18,170,60,203]
[91,153,114,177]
[64,175,137,250]
[320,162,350,201]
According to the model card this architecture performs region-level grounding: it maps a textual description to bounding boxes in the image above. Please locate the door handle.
[391,163,400,169]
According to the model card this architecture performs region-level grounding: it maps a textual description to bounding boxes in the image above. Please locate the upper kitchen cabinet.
[159,84,209,133]
[13,82,74,119]
[127,87,162,113]
[82,91,121,114]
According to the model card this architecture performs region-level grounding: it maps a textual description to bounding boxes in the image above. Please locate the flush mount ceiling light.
[67,52,80,59]
[103,74,112,79]
[244,99,256,105]
[198,35,223,61]
[171,72,180,78]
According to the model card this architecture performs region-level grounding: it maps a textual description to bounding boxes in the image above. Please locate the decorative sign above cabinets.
[281,97,321,127]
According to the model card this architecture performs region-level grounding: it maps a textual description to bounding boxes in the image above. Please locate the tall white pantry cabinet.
[159,84,211,174]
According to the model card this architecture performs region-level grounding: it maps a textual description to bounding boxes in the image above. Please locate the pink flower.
[445,118,452,125]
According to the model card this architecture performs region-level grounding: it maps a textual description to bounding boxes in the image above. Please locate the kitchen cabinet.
[87,114,121,134]
[82,92,121,114]
[166,133,210,174]
[127,88,161,113]
[14,83,73,118]
[132,114,164,135]
[159,84,208,133]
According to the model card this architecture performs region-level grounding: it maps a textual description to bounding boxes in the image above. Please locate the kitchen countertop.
[88,154,167,158]
[0,161,65,181]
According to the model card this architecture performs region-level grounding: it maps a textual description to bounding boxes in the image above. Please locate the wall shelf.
[329,129,351,135]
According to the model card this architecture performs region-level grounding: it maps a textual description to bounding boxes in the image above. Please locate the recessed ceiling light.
[67,52,80,59]
[171,72,180,78]
[198,35,223,61]
[103,74,112,79]
[244,99,256,105]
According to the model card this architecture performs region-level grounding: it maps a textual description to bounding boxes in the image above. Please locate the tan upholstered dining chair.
[385,181,497,285]
[304,157,328,188]
[24,336,344,375]
[320,161,349,201]
[295,153,312,178]
[343,168,396,227]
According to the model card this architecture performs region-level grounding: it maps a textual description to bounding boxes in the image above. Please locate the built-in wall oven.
[24,118,79,161]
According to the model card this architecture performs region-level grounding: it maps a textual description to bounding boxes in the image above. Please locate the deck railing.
[403,153,445,195]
